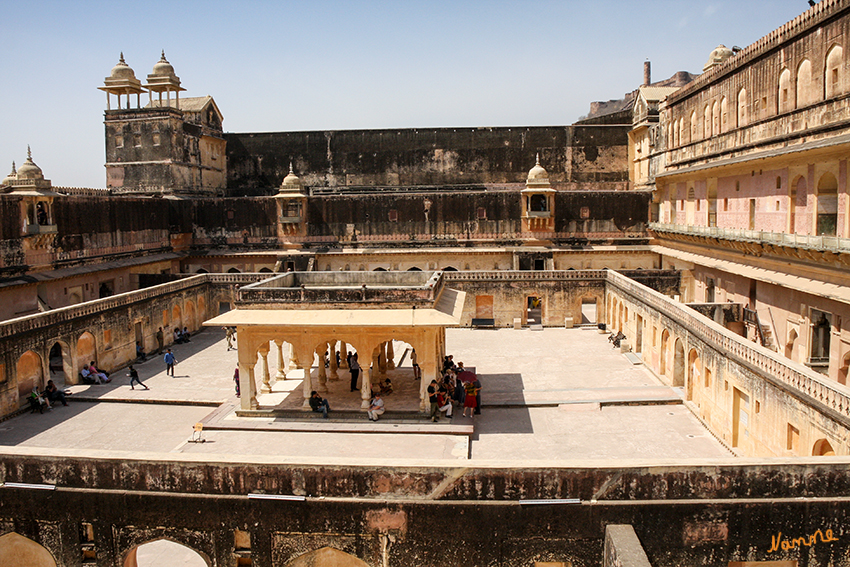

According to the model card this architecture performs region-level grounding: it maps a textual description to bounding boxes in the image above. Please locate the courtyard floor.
[0,327,731,463]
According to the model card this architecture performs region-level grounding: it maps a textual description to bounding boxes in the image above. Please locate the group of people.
[29,380,69,412]
[438,355,482,420]
[173,327,191,344]
[81,361,110,384]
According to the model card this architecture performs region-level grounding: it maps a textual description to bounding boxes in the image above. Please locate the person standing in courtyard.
[349,353,361,392]
[463,380,478,418]
[428,380,440,422]
[164,349,176,376]
[225,327,235,351]
[127,365,149,390]
[155,327,164,354]
[233,366,240,397]
[473,375,483,415]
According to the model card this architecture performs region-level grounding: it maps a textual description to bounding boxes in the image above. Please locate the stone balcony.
[650,222,850,255]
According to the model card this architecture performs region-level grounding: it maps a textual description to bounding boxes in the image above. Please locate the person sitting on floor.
[88,361,110,383]
[173,328,185,344]
[367,392,385,421]
[81,364,102,385]
[181,327,191,342]
[309,391,331,419]
[380,378,393,394]
[44,380,68,406]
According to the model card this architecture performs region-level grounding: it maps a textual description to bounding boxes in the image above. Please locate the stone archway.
[660,329,670,376]
[0,532,57,567]
[687,348,700,401]
[673,338,685,387]
[813,438,836,456]
[123,538,209,567]
[284,546,369,567]
[48,340,74,385]
[172,304,182,331]
[16,350,44,406]
[77,331,97,372]
[185,300,196,331]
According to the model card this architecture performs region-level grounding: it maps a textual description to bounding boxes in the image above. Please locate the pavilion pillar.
[329,341,339,380]
[419,330,439,411]
[275,340,287,380]
[386,341,395,370]
[339,342,349,369]
[317,345,328,393]
[372,349,382,381]
[258,344,272,394]
[296,345,315,408]
[360,366,372,409]
[244,363,258,410]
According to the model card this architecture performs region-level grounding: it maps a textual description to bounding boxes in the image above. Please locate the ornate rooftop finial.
[27,145,32,160]
[119,52,125,64]
[289,161,294,174]
[161,50,167,61]
[11,161,16,174]
[535,152,540,166]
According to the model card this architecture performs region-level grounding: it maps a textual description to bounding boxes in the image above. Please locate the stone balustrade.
[605,269,850,422]
[651,222,850,253]
[0,273,267,340]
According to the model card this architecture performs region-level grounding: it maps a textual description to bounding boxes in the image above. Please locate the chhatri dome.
[109,52,138,81]
[16,147,43,180]
[1,162,16,187]
[150,50,177,79]
[703,44,735,72]
[280,162,304,192]
[527,153,549,182]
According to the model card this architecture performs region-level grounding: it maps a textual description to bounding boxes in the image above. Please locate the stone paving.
[0,327,732,462]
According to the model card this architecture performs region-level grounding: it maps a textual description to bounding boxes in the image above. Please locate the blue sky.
[2,1,816,187]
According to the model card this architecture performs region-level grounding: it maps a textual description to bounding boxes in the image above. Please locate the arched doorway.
[195,268,209,274]
[687,349,700,401]
[0,532,57,567]
[48,341,74,385]
[839,352,850,386]
[407,267,423,271]
[185,300,196,331]
[227,268,241,273]
[172,304,182,332]
[441,266,458,272]
[197,296,207,323]
[16,351,44,405]
[527,296,542,325]
[813,438,836,456]
[673,338,685,387]
[785,328,798,361]
[373,267,388,272]
[259,267,273,273]
[284,547,369,567]
[124,539,209,567]
[660,329,670,376]
[816,172,838,236]
[77,332,97,373]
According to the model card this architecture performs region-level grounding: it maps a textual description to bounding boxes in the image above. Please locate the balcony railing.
[650,222,850,253]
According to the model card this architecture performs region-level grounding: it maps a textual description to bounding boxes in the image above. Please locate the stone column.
[296,345,315,408]
[329,341,339,380]
[372,349,382,382]
[275,340,287,380]
[317,346,328,393]
[386,341,395,370]
[246,363,258,410]
[258,344,272,394]
[339,342,349,369]
[360,366,372,408]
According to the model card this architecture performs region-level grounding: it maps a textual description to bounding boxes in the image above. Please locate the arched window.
[797,59,814,107]
[719,97,728,133]
[779,68,793,113]
[703,104,712,138]
[737,88,748,127]
[816,172,838,236]
[690,110,698,142]
[678,117,684,146]
[826,44,844,98]
[712,101,720,135]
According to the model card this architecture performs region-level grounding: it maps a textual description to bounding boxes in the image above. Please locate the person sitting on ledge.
[44,380,68,406]
[367,392,385,421]
[309,391,331,419]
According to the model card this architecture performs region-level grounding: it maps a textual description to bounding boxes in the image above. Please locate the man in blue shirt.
[164,349,176,376]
